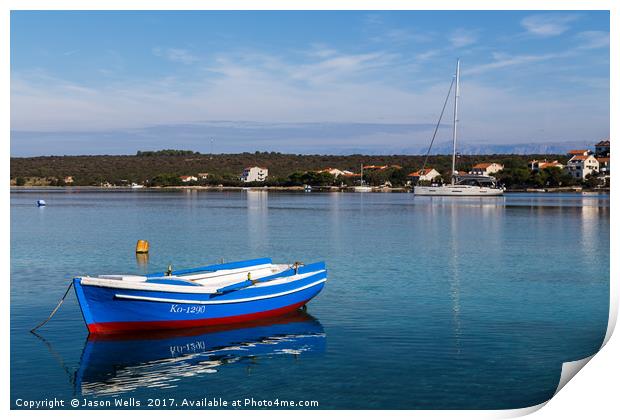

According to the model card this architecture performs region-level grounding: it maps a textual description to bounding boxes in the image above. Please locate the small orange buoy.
[135,240,149,254]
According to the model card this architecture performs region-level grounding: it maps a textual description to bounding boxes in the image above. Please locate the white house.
[318,168,346,178]
[180,175,198,183]
[566,155,599,179]
[408,168,441,182]
[469,162,504,176]
[241,166,268,183]
[529,160,564,172]
[567,149,591,157]
[198,172,210,180]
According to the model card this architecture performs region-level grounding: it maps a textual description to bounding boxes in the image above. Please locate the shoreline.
[9,185,610,194]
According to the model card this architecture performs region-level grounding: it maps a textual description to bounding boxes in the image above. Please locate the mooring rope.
[30,281,74,332]
[31,330,76,388]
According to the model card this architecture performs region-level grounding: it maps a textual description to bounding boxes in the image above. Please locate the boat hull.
[74,267,326,334]
[414,185,504,196]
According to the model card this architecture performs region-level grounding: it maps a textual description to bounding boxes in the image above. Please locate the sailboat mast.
[360,163,364,186]
[451,59,460,185]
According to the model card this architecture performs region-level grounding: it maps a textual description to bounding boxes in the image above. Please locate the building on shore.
[64,176,74,184]
[180,175,198,183]
[241,166,268,183]
[408,168,440,183]
[362,165,387,171]
[565,140,610,180]
[198,172,210,180]
[529,160,564,172]
[362,165,402,171]
[595,140,610,157]
[596,157,610,175]
[567,149,591,157]
[566,155,599,179]
[318,168,348,178]
[469,162,504,176]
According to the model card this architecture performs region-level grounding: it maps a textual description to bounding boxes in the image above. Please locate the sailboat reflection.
[76,311,325,396]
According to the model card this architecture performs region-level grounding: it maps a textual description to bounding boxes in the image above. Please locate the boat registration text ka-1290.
[170,304,206,314]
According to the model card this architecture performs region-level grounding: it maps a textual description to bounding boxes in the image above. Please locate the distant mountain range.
[330,140,592,156]
[415,140,590,156]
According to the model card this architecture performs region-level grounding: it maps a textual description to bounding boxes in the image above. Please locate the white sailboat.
[414,60,504,197]
[353,163,372,192]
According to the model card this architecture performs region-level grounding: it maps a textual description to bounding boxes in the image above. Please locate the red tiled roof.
[568,149,589,155]
[408,168,436,177]
[569,155,589,161]
[472,162,498,169]
[539,162,563,169]
[597,157,610,163]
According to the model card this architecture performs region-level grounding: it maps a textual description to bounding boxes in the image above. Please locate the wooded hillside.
[10,150,569,187]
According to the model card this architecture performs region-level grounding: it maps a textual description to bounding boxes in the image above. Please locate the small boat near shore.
[73,258,327,334]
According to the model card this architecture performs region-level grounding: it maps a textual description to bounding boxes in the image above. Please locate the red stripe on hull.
[87,299,310,334]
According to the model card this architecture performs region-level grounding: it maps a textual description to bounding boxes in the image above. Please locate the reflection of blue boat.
[76,311,325,396]
[74,258,327,334]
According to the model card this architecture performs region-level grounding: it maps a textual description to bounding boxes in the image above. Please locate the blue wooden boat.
[76,312,325,396]
[73,258,327,334]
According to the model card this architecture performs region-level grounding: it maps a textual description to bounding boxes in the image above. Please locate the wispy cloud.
[363,13,434,45]
[306,44,339,58]
[373,28,434,44]
[153,47,199,64]
[205,48,400,87]
[449,28,479,48]
[416,50,441,61]
[464,51,570,75]
[575,31,610,49]
[291,51,398,84]
[520,14,580,37]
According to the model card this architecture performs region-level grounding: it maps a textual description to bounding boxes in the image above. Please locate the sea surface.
[10,189,610,409]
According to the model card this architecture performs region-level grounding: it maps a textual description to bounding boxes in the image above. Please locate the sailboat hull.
[414,185,504,196]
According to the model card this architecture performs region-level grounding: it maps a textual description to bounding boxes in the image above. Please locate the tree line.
[12,150,597,189]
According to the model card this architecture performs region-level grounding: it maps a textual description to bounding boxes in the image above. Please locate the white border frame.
[3,2,616,419]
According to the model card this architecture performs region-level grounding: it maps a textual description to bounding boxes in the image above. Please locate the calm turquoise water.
[11,190,609,409]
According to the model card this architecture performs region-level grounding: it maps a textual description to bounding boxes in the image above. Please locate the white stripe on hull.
[114,278,327,305]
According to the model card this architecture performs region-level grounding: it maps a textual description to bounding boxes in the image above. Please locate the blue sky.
[10,10,609,156]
